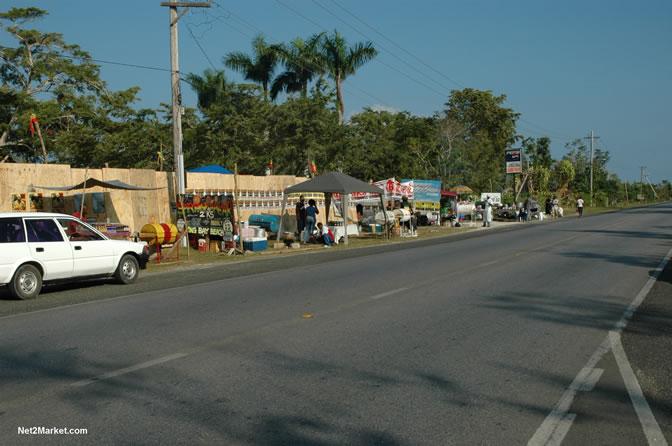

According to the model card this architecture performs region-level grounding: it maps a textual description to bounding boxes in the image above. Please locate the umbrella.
[450,185,473,194]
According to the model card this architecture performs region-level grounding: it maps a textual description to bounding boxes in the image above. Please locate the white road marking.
[610,331,668,445]
[480,260,498,267]
[528,245,672,446]
[370,287,409,300]
[71,353,188,387]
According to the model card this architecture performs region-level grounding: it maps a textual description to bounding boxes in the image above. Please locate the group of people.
[295,195,334,247]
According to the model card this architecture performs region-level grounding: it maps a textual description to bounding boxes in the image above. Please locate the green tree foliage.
[563,138,610,198]
[318,30,377,124]
[271,34,324,101]
[0,7,103,161]
[442,89,520,192]
[224,35,281,103]
[522,136,553,169]
[185,69,234,110]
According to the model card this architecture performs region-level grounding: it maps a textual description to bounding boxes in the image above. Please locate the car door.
[57,218,115,276]
[0,217,31,284]
[24,218,73,280]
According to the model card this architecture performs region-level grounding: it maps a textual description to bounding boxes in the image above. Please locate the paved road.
[1,204,670,445]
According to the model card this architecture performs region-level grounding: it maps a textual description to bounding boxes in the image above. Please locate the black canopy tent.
[277,171,387,245]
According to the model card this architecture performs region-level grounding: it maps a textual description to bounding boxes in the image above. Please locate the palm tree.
[185,69,233,109]
[318,30,377,123]
[224,35,280,102]
[270,33,325,101]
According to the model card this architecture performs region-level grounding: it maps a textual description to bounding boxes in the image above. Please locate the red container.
[198,238,207,252]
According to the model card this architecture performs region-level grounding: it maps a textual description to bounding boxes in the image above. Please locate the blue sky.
[2,1,671,183]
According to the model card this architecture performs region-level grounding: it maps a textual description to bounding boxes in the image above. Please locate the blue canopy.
[188,164,233,174]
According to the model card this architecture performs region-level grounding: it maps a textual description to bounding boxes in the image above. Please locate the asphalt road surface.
[1,204,671,445]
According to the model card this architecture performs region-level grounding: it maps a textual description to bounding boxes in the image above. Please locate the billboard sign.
[506,149,522,173]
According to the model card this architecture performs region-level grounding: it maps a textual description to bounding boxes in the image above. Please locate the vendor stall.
[277,171,386,245]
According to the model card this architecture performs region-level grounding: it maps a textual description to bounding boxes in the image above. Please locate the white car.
[0,212,149,300]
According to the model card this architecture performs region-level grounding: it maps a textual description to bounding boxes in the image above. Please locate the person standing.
[484,196,494,227]
[577,195,584,218]
[552,196,560,218]
[304,199,319,243]
[295,195,306,236]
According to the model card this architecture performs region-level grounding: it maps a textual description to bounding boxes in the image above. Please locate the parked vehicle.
[0,213,149,300]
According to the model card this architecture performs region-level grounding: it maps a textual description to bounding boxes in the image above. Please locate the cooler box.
[243,237,268,251]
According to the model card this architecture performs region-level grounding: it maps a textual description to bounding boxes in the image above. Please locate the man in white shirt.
[577,195,584,217]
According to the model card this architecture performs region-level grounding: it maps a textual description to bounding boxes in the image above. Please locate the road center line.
[71,353,189,388]
[528,245,672,446]
[370,287,409,300]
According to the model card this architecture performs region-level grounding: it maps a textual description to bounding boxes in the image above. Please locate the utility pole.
[160,1,211,197]
[644,170,659,199]
[640,166,646,197]
[583,130,599,207]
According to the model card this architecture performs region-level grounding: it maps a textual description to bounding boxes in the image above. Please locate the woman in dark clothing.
[304,199,319,243]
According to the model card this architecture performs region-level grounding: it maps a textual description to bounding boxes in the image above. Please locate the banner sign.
[506,149,522,173]
[177,194,234,238]
[402,179,441,202]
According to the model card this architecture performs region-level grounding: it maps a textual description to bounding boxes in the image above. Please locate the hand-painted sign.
[177,194,234,237]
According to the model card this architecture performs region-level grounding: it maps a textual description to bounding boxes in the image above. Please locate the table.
[328,224,359,244]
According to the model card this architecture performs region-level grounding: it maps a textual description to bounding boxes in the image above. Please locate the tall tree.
[443,89,520,192]
[185,68,233,110]
[224,35,280,102]
[318,30,377,124]
[522,136,553,169]
[270,33,325,101]
[0,7,104,162]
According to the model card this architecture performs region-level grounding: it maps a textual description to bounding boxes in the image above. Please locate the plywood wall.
[0,163,315,232]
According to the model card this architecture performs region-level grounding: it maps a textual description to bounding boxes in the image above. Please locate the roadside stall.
[450,185,476,226]
[440,190,459,225]
[35,178,164,239]
[277,171,387,246]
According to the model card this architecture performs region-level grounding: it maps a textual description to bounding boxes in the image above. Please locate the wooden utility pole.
[160,1,211,198]
[624,181,629,205]
[584,130,600,207]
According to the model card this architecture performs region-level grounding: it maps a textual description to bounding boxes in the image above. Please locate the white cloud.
[370,104,401,114]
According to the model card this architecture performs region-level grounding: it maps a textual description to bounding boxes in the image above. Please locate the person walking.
[295,195,306,236]
[577,195,584,218]
[304,199,319,243]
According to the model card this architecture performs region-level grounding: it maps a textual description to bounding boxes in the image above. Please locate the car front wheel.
[115,254,139,284]
[9,264,42,300]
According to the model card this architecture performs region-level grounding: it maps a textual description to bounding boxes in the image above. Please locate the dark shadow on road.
[0,277,116,301]
[555,228,672,241]
[481,290,629,331]
[558,250,664,269]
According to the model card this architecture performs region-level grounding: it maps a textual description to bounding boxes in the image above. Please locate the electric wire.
[274,0,448,99]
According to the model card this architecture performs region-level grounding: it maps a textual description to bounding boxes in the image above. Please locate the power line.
[327,0,464,90]
[273,0,448,98]
[310,0,453,95]
[185,23,217,70]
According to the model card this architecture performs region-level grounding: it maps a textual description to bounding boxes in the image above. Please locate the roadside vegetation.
[1,6,670,207]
